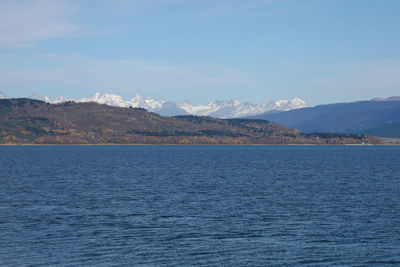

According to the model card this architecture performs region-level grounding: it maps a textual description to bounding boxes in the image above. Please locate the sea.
[0,145,399,266]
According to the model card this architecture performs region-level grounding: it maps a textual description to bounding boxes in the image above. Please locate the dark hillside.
[248,99,400,137]
[0,99,372,144]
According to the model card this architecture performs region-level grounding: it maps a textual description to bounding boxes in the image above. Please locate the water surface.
[1,145,399,266]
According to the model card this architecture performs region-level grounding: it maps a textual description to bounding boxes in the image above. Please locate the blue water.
[1,145,400,266]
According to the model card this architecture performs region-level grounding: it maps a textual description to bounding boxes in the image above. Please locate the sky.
[0,0,399,106]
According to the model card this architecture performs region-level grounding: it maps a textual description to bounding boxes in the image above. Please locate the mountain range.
[2,90,399,139]
[28,92,308,118]
[248,97,400,138]
[0,98,372,145]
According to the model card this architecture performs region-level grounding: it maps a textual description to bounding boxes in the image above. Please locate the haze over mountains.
[28,92,308,118]
[248,97,400,138]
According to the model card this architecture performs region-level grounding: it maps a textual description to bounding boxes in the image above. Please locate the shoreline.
[0,143,398,146]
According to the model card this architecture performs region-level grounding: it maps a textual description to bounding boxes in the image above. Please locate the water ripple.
[0,145,399,266]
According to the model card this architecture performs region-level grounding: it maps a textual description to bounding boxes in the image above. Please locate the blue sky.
[0,0,399,105]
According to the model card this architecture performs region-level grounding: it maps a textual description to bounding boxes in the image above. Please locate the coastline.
[1,143,398,146]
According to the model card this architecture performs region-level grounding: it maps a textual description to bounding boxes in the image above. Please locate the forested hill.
[0,98,372,145]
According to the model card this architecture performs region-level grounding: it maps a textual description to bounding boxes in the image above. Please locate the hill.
[361,121,400,138]
[247,98,400,137]
[0,99,372,145]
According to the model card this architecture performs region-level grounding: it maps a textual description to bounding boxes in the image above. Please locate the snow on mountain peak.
[275,97,308,111]
[290,97,307,107]
[30,93,54,103]
[0,91,6,99]
[80,93,127,106]
[29,92,308,118]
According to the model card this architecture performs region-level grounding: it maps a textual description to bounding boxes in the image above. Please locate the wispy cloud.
[0,0,83,47]
[0,0,294,47]
[0,0,184,48]
[0,53,258,100]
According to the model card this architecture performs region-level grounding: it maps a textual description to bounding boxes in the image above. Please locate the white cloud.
[0,0,181,47]
[0,0,83,47]
[0,0,292,47]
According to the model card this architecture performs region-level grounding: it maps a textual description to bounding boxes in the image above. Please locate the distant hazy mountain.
[248,97,400,137]
[361,121,400,138]
[0,91,6,99]
[30,92,308,118]
[372,96,400,102]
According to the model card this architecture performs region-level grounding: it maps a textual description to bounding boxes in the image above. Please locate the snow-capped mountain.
[31,92,308,118]
[0,91,6,99]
